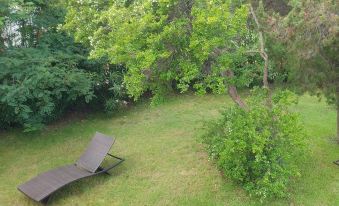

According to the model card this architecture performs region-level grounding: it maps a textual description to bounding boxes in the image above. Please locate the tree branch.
[250,4,269,89]
[222,70,248,110]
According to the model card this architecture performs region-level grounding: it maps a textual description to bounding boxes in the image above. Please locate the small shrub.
[201,88,306,200]
[104,98,121,114]
[95,65,129,114]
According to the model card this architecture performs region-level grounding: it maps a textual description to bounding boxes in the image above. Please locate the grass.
[0,94,338,206]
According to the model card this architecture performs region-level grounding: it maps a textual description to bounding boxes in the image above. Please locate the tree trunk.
[228,84,247,109]
[336,88,339,144]
[223,70,248,110]
[337,105,339,144]
[35,29,42,47]
[250,4,272,107]
[21,20,26,47]
[250,4,269,89]
[0,35,4,53]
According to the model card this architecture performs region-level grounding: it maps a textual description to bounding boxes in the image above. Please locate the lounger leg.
[107,153,124,161]
[41,196,50,205]
[334,160,339,166]
[107,154,125,170]
[97,166,111,175]
[96,154,125,174]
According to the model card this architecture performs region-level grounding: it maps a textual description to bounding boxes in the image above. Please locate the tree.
[0,0,94,130]
[260,0,339,143]
[64,1,308,199]
[0,0,129,131]
[64,0,263,107]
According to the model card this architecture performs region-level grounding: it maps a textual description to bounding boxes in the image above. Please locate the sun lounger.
[17,132,124,205]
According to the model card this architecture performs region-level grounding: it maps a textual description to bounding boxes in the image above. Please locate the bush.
[0,47,94,131]
[201,89,306,200]
[89,64,129,114]
[0,0,130,132]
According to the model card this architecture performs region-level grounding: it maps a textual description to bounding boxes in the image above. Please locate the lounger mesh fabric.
[76,132,115,173]
[18,165,92,202]
[17,132,122,204]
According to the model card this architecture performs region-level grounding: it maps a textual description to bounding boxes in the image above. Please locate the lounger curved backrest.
[76,132,115,173]
[17,132,124,205]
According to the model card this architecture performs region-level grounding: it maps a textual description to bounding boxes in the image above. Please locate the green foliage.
[0,0,93,131]
[0,0,129,131]
[104,98,120,114]
[261,0,338,105]
[94,64,129,114]
[257,0,339,141]
[201,88,306,200]
[64,1,264,103]
[0,47,94,131]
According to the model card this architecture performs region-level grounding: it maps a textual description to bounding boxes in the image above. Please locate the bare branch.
[250,4,269,89]
[221,70,248,110]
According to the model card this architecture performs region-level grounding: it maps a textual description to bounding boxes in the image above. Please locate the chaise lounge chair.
[17,132,124,205]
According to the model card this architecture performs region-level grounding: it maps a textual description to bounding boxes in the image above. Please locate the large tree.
[64,0,263,107]
[259,0,339,143]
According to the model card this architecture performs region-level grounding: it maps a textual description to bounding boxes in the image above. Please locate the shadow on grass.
[18,157,128,206]
[48,165,127,205]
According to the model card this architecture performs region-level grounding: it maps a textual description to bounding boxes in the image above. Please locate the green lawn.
[0,94,338,206]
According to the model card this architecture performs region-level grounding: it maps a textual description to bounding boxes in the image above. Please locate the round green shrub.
[201,89,306,200]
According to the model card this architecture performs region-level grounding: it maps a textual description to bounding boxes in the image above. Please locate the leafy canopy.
[64,0,262,104]
[263,0,338,105]
[0,0,129,131]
